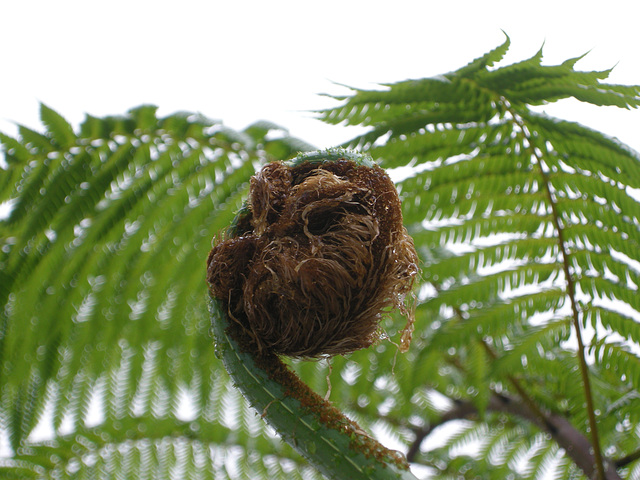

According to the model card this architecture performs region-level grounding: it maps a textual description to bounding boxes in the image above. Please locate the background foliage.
[1,38,640,479]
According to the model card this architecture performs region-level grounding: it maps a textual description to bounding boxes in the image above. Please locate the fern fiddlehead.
[207,150,419,479]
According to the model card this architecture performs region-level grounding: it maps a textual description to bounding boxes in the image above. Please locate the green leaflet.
[39,103,77,148]
[457,33,511,76]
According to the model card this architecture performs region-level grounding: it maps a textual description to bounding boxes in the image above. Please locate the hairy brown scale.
[207,159,418,358]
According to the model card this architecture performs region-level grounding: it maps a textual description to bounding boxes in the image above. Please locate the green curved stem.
[210,299,417,480]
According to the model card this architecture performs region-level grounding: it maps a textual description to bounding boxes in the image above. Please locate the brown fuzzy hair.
[207,158,418,358]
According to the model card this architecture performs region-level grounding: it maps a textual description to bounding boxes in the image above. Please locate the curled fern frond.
[207,150,419,479]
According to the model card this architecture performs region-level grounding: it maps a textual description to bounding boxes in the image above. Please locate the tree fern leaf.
[1,154,52,230]
[475,44,545,91]
[320,76,494,132]
[39,103,77,148]
[585,306,640,346]
[243,119,289,143]
[525,113,640,189]
[468,341,490,415]
[425,284,565,349]
[570,250,640,299]
[264,134,315,159]
[464,287,565,338]
[419,237,559,284]
[376,124,491,169]
[410,212,551,260]
[127,104,160,131]
[577,276,640,317]
[507,78,638,108]
[0,105,302,462]
[554,198,640,254]
[456,32,511,76]
[592,341,640,392]
[0,132,31,166]
[16,124,53,152]
[490,319,572,376]
[521,438,558,480]
[552,173,640,230]
[79,113,117,139]
[563,217,638,254]
[567,82,640,109]
[479,49,640,109]
[4,418,309,480]
[13,149,93,246]
[399,148,534,195]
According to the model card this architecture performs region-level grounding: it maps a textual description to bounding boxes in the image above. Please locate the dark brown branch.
[405,400,478,462]
[614,448,640,468]
[434,303,609,477]
[406,392,621,480]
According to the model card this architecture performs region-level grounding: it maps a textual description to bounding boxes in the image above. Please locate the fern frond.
[0,105,309,454]
[1,418,317,480]
[457,33,511,76]
[585,306,640,346]
[39,103,77,149]
[592,341,640,392]
[322,39,640,480]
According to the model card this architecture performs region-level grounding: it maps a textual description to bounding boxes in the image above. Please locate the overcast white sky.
[1,0,639,153]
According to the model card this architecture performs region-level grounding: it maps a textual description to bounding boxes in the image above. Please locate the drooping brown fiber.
[207,156,418,358]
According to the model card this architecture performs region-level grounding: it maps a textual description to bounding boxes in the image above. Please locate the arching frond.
[322,39,640,479]
[0,105,313,461]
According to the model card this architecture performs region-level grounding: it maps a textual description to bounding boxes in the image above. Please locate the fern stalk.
[615,449,640,469]
[510,107,608,479]
[210,299,417,480]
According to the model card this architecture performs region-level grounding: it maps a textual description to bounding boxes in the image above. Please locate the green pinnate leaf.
[40,103,77,148]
